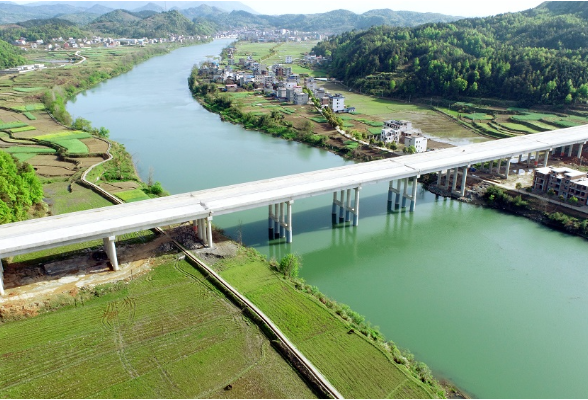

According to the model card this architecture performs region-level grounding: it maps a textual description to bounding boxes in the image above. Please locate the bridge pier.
[339,190,345,222]
[345,189,351,223]
[387,181,394,210]
[451,168,458,193]
[543,150,550,167]
[409,177,418,212]
[395,180,401,209]
[286,201,293,243]
[353,188,360,226]
[401,178,408,208]
[268,205,274,240]
[0,259,4,296]
[103,236,119,271]
[497,159,502,175]
[518,154,523,164]
[436,171,442,186]
[206,216,214,249]
[460,166,468,196]
[274,204,280,239]
[568,145,574,157]
[578,143,584,159]
[280,203,285,238]
[505,159,511,179]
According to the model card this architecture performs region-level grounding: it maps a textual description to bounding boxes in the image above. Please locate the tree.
[403,145,417,154]
[547,188,556,196]
[515,182,523,189]
[73,117,92,132]
[568,196,579,206]
[278,253,302,278]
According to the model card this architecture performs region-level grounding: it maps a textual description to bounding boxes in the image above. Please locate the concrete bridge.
[1,125,588,295]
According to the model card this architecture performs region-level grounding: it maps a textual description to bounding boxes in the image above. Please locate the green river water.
[67,40,588,398]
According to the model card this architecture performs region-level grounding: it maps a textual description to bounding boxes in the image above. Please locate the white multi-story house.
[329,94,345,113]
[404,133,428,153]
[285,55,293,64]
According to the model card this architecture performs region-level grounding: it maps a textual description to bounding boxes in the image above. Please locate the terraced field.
[0,259,316,398]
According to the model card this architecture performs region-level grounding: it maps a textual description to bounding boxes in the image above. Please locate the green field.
[34,131,92,141]
[463,113,493,120]
[0,122,28,130]
[5,146,55,155]
[23,112,36,120]
[217,250,435,399]
[115,189,151,203]
[0,259,316,399]
[499,122,539,133]
[8,126,36,133]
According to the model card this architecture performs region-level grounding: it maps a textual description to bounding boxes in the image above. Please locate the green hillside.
[313,1,588,106]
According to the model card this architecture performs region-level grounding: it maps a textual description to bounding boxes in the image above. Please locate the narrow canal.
[67,40,588,399]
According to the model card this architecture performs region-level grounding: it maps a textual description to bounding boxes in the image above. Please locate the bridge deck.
[1,125,587,258]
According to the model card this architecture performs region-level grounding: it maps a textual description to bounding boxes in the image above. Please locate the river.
[67,40,588,399]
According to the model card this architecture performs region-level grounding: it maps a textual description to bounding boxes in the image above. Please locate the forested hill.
[88,9,215,37]
[0,19,87,44]
[181,6,461,33]
[0,39,26,69]
[313,1,588,106]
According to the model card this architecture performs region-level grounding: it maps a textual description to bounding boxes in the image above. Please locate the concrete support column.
[401,178,408,208]
[0,259,4,296]
[409,177,418,212]
[527,153,532,167]
[345,189,351,222]
[339,190,345,222]
[543,150,550,167]
[274,204,279,239]
[103,236,119,271]
[451,167,458,193]
[568,145,574,157]
[460,166,468,197]
[193,219,199,240]
[497,159,502,175]
[332,192,338,224]
[395,180,401,209]
[488,160,493,174]
[206,216,214,249]
[444,169,450,190]
[505,159,511,179]
[353,187,360,226]
[279,202,285,238]
[518,154,522,164]
[577,143,584,159]
[535,151,540,165]
[268,205,274,240]
[286,201,293,243]
[437,171,442,186]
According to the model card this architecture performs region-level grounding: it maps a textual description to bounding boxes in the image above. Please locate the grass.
[0,259,316,399]
[42,181,113,216]
[52,139,89,154]
[13,87,44,93]
[8,126,36,133]
[5,146,55,154]
[34,131,91,141]
[23,112,36,120]
[512,112,557,121]
[462,113,493,120]
[310,117,328,123]
[499,122,539,133]
[0,122,28,130]
[115,189,151,203]
[217,249,435,399]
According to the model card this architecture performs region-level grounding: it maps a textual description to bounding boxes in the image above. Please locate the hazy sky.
[244,0,544,17]
[14,0,546,18]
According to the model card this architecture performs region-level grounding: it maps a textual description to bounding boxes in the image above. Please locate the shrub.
[278,253,301,278]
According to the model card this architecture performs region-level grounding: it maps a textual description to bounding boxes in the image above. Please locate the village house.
[533,166,588,204]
